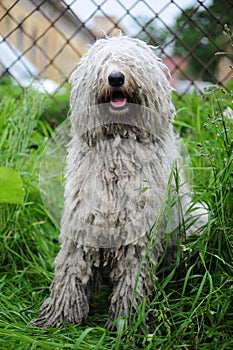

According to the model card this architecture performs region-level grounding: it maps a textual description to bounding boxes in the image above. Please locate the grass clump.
[0,84,232,349]
[0,76,70,127]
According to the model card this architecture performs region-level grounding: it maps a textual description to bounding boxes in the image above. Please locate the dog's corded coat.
[30,35,207,328]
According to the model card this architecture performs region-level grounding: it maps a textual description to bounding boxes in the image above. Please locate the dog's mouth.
[110,91,127,109]
[98,90,142,111]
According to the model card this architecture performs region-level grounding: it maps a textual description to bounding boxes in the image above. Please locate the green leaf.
[140,187,149,194]
[173,120,193,129]
[0,167,25,204]
[222,100,233,109]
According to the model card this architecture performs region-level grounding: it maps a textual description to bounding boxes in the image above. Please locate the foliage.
[138,0,233,83]
[137,16,171,48]
[0,167,25,204]
[0,76,23,98]
[0,77,70,127]
[173,0,233,82]
[0,86,232,349]
[42,84,71,126]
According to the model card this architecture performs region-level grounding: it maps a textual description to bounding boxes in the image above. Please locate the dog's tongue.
[110,97,127,108]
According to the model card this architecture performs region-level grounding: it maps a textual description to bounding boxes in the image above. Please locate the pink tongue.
[110,97,127,108]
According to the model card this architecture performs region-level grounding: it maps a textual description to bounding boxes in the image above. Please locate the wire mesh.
[0,0,232,116]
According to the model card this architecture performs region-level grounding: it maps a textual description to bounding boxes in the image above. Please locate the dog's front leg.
[30,238,96,328]
[106,244,152,328]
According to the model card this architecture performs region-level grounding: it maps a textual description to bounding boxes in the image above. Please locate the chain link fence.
[0,0,232,120]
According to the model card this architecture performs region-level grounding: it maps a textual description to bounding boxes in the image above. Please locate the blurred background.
[0,4,233,346]
[0,0,232,121]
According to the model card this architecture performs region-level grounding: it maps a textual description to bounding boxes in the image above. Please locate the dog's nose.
[108,71,125,87]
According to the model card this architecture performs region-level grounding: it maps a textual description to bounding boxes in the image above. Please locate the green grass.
[0,85,232,349]
[0,77,70,126]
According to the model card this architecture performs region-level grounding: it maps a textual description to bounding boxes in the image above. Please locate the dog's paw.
[28,298,62,328]
[29,293,89,328]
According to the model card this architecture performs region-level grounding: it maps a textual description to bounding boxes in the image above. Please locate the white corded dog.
[30,35,207,328]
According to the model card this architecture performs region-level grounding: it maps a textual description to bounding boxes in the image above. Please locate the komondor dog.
[30,35,207,328]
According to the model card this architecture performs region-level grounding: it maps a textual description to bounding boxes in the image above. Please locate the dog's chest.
[64,134,173,247]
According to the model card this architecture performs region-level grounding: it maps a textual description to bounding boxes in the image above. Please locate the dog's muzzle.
[108,71,127,109]
[108,71,125,87]
[97,70,142,110]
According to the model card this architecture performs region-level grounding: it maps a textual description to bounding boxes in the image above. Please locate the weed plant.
[0,85,232,349]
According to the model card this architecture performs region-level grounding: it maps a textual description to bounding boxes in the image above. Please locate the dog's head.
[70,35,175,124]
